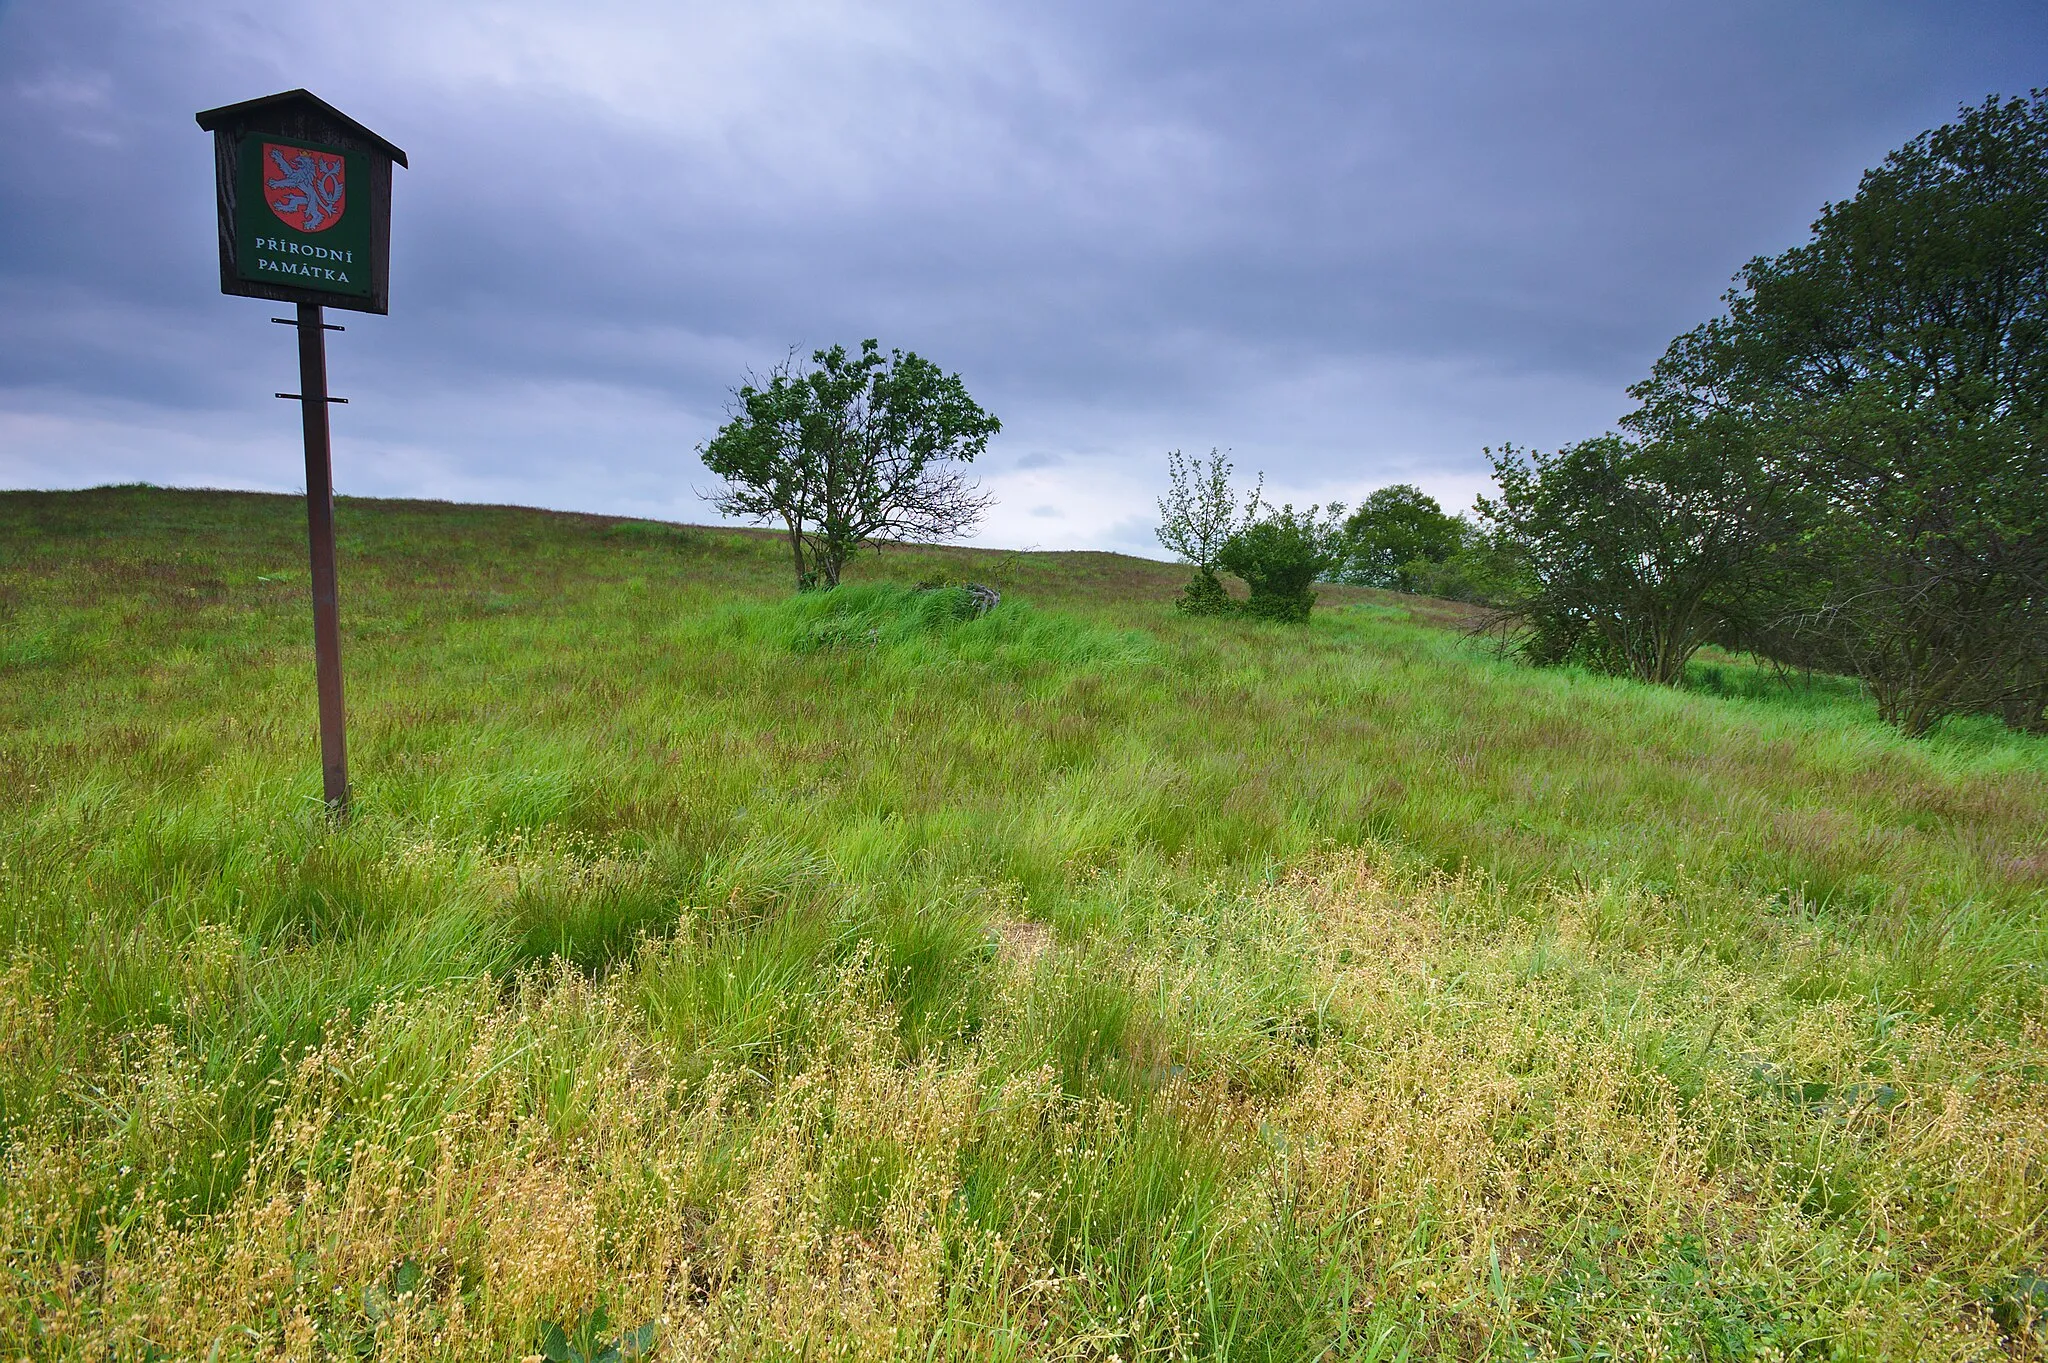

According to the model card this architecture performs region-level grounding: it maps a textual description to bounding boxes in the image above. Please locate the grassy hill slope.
[3,487,2045,1359]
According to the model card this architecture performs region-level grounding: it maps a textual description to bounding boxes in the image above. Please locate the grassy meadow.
[2,485,2046,1361]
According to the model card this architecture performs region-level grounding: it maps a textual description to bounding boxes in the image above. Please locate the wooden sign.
[196,89,407,315]
[196,90,407,813]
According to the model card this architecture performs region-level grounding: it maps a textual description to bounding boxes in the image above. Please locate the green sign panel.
[233,134,374,300]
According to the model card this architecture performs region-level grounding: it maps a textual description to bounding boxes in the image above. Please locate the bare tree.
[1156,448,1260,615]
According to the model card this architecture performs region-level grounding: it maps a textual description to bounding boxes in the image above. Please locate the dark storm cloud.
[2,0,2043,550]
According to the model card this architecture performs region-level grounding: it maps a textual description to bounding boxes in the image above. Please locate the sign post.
[196,90,406,814]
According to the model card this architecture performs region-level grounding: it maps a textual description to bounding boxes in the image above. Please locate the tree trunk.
[783,518,809,590]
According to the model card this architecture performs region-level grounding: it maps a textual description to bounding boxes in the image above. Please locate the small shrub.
[1216,505,1343,623]
[1174,566,1234,617]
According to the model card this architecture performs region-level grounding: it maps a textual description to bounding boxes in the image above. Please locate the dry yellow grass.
[5,848,2042,1359]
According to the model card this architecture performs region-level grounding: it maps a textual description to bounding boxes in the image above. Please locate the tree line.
[1157,92,2046,738]
[1480,91,2048,735]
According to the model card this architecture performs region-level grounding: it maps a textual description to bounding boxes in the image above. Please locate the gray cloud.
[3,0,2043,554]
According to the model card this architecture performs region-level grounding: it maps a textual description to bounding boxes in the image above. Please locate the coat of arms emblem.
[262,143,346,233]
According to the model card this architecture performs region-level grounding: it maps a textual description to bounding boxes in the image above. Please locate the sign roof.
[194,88,409,168]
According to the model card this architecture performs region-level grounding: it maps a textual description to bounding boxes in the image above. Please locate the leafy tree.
[1477,432,1789,684]
[1399,515,1526,605]
[1156,447,1260,615]
[1335,483,1464,590]
[1628,91,2048,732]
[701,340,1000,590]
[1216,502,1346,623]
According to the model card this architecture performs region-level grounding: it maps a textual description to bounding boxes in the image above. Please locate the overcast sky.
[2,1,2042,554]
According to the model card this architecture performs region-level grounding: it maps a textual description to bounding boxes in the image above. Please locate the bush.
[1174,566,1235,617]
[1216,505,1343,623]
[1399,535,1524,606]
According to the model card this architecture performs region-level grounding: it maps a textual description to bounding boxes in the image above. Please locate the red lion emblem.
[262,143,346,233]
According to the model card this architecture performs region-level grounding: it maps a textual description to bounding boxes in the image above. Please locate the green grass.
[1,486,2045,1360]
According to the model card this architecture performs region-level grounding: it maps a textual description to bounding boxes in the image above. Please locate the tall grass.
[1,488,2044,1359]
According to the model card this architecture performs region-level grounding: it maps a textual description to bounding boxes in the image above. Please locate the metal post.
[295,301,350,813]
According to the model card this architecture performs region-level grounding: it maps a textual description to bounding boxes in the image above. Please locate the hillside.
[2,487,2045,1359]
